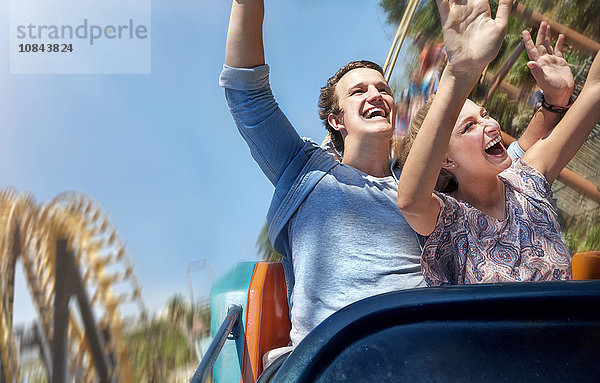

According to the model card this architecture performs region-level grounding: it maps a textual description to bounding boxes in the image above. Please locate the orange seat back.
[242,262,291,382]
[572,251,600,280]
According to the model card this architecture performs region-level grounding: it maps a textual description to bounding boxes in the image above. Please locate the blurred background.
[1,0,598,381]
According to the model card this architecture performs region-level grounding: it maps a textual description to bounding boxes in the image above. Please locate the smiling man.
[220,0,425,350]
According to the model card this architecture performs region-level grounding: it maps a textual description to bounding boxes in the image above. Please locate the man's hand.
[436,0,512,79]
[523,22,574,106]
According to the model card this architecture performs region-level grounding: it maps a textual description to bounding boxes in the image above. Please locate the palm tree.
[167,294,188,328]
[126,320,194,382]
[256,222,282,262]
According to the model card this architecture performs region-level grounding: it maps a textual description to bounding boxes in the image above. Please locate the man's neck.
[341,138,392,178]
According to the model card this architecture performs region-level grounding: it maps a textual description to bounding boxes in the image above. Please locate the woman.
[397,0,600,286]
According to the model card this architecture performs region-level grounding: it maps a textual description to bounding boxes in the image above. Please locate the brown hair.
[318,61,385,153]
[399,96,457,193]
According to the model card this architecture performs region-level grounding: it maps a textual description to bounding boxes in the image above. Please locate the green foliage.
[126,319,194,383]
[256,221,282,262]
[380,0,600,144]
[584,224,600,251]
[561,213,600,253]
[556,0,600,41]
[380,0,412,27]
[186,302,212,336]
[167,293,188,325]
[124,294,213,382]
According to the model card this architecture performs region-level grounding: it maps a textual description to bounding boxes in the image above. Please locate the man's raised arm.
[221,0,305,187]
[225,0,265,68]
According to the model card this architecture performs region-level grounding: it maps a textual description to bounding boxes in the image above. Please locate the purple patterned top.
[422,159,572,286]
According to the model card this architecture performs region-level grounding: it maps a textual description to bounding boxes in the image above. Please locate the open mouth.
[362,107,387,120]
[484,136,505,156]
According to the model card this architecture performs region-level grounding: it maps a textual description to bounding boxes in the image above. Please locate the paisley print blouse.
[422,159,572,286]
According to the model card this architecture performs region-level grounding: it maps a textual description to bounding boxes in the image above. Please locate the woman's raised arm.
[398,0,512,235]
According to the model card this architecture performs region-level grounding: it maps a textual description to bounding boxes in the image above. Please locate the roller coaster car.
[203,252,600,383]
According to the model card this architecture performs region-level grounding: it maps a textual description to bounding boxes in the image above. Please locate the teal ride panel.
[210,261,256,382]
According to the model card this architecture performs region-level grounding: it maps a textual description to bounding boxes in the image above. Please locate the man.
[220,0,425,348]
[220,0,573,350]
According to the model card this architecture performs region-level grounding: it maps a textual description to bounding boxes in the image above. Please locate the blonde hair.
[398,96,457,193]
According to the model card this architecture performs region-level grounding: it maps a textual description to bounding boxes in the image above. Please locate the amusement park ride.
[2,1,600,382]
[0,190,145,382]
[193,1,600,383]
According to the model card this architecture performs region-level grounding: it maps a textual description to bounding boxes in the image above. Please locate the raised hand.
[436,0,512,79]
[523,22,574,106]
[522,47,600,184]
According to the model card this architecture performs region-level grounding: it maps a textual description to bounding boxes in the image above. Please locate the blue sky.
[3,0,413,322]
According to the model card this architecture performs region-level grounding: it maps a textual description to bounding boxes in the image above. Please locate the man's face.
[331,68,395,141]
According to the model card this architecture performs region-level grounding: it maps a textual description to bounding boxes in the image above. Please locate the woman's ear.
[327,114,345,132]
[441,157,457,170]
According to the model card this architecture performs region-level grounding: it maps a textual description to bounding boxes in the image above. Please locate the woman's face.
[446,99,511,178]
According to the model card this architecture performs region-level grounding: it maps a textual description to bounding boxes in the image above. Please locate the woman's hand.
[436,0,512,79]
[523,22,574,106]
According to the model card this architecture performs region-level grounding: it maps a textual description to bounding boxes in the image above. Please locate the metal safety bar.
[190,304,243,383]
